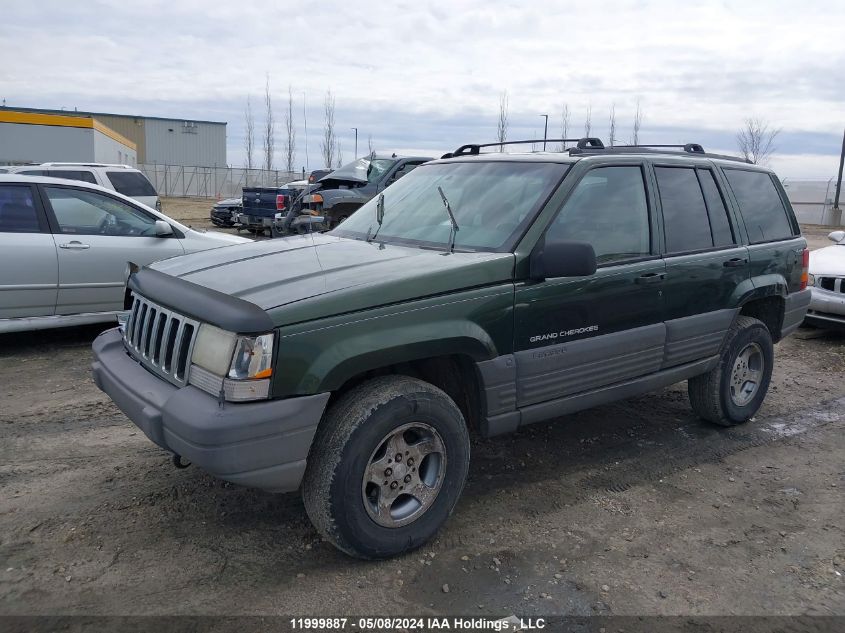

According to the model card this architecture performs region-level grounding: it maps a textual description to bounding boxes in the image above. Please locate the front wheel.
[302,376,470,559]
[688,316,774,426]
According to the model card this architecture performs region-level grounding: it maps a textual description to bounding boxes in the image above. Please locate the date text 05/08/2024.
[289,616,547,630]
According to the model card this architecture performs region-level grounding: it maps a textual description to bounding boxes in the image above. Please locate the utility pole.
[833,127,845,225]
[351,127,358,158]
[540,114,549,151]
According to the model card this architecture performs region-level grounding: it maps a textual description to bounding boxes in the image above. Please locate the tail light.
[799,248,809,290]
[276,194,287,211]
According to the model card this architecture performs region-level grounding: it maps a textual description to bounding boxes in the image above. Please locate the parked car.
[210,197,242,227]
[0,174,251,333]
[92,138,809,559]
[300,153,433,227]
[6,163,161,211]
[307,169,333,184]
[238,180,310,234]
[804,229,845,328]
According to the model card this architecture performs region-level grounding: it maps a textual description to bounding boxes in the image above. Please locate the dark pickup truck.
[238,182,308,234]
[301,153,433,228]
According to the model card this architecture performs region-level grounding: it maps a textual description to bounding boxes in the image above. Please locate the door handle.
[635,272,665,285]
[59,241,91,250]
[723,257,747,268]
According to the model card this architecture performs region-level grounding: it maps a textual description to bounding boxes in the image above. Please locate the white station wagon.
[0,174,251,333]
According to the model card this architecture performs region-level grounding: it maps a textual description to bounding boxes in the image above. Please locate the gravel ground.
[0,213,843,618]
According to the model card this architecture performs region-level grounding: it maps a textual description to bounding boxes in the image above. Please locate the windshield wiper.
[437,186,460,253]
[366,192,385,242]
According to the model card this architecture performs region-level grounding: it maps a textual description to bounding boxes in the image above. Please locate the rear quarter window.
[723,169,796,243]
[106,171,157,197]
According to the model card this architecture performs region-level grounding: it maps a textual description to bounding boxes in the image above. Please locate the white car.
[806,230,845,328]
[6,163,161,210]
[0,174,251,333]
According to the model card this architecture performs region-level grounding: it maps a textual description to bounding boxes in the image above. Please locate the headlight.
[807,273,815,287]
[228,333,274,380]
[188,324,275,402]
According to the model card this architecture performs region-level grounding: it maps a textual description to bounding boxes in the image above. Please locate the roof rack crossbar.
[614,143,705,154]
[445,137,604,158]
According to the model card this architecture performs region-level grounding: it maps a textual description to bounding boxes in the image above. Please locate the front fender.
[272,287,514,396]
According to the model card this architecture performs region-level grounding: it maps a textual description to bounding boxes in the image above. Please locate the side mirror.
[828,230,845,243]
[154,220,173,237]
[530,239,597,280]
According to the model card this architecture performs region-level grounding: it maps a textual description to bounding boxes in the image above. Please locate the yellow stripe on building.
[0,110,137,151]
[91,119,137,151]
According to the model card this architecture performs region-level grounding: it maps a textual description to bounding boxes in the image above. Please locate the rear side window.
[0,185,41,233]
[723,169,795,243]
[47,170,98,184]
[655,167,711,253]
[547,165,651,264]
[106,171,157,197]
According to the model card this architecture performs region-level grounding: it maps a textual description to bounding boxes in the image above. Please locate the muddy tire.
[302,376,470,559]
[688,316,774,426]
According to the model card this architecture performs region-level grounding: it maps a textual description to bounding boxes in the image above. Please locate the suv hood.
[150,234,514,326]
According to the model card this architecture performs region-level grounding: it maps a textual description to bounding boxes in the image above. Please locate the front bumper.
[91,328,330,492]
[805,286,845,328]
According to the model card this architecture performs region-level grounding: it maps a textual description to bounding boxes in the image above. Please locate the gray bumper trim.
[91,328,330,492]
[781,288,811,338]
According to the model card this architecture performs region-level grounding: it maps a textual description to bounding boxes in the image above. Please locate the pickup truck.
[301,153,433,228]
[238,181,309,234]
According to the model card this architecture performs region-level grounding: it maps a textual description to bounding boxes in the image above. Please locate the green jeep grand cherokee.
[92,138,811,559]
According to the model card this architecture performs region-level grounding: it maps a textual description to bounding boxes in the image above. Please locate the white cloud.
[1,0,843,174]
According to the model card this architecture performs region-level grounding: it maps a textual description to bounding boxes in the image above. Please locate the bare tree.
[263,75,274,172]
[496,91,509,151]
[558,103,570,151]
[736,117,780,164]
[336,139,343,168]
[608,103,617,147]
[367,133,374,155]
[631,99,644,145]
[584,104,592,137]
[244,96,255,170]
[302,91,309,171]
[321,90,336,169]
[283,85,296,174]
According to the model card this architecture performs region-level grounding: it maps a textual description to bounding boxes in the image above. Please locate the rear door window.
[106,171,157,197]
[0,185,42,233]
[655,166,712,253]
[723,169,795,243]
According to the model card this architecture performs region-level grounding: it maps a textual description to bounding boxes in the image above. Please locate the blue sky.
[1,0,843,178]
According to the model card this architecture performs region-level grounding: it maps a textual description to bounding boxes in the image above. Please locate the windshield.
[332,161,569,251]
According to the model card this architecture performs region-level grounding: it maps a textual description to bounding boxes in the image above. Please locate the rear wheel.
[688,316,774,426]
[302,376,470,559]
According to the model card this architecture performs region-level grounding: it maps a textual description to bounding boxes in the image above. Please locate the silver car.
[806,230,845,328]
[0,174,251,333]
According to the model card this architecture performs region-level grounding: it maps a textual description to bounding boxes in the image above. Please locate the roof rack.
[568,143,750,163]
[441,137,603,159]
[40,162,134,168]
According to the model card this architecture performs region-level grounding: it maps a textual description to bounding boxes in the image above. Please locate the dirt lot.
[0,219,843,618]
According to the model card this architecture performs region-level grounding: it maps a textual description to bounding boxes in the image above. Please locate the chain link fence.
[139,164,305,199]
